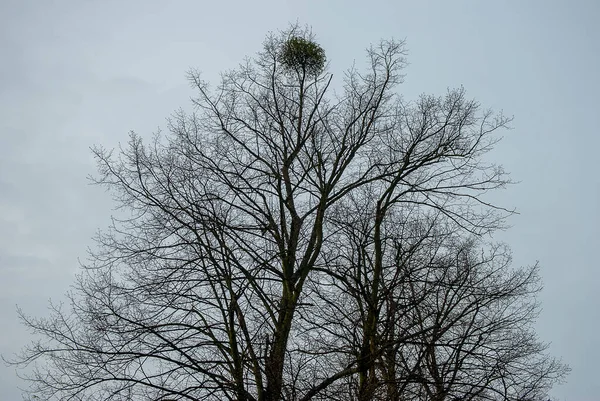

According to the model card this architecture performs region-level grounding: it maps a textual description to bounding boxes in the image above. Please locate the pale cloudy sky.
[1,1,598,400]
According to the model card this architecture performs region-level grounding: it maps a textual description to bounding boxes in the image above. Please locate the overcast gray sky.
[1,1,598,400]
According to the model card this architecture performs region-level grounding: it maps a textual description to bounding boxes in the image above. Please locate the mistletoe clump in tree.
[278,35,326,76]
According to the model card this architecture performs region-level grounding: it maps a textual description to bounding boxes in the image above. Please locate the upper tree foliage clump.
[278,35,326,76]
[8,25,568,401]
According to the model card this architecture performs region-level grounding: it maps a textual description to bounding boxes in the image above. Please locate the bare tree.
[8,26,567,401]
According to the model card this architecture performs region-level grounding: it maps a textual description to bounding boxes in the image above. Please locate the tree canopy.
[9,26,568,401]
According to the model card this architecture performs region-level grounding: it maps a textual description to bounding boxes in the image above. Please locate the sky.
[0,1,598,400]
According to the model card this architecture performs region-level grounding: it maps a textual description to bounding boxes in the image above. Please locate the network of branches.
[8,26,568,401]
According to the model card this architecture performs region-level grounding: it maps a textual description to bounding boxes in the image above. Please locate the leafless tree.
[8,26,567,401]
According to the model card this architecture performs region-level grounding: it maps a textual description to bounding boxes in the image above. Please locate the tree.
[8,26,568,401]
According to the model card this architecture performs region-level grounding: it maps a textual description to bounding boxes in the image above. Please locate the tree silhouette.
[8,26,568,401]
